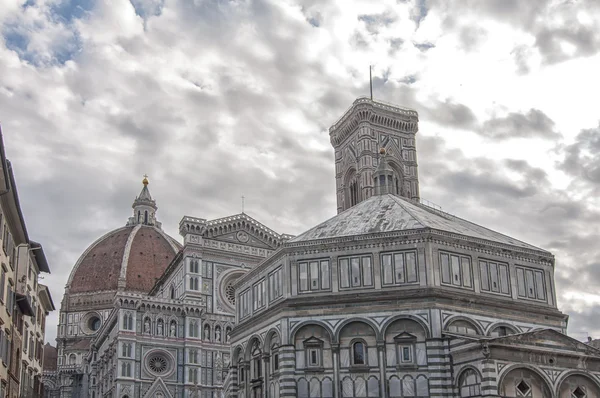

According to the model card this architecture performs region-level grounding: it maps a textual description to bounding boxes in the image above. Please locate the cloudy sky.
[2,0,600,345]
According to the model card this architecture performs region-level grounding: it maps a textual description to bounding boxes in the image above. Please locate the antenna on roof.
[369,65,373,100]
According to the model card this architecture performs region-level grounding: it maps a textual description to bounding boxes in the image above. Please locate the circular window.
[144,351,173,377]
[148,355,168,373]
[218,271,245,313]
[81,312,102,335]
[225,284,235,306]
[89,317,101,331]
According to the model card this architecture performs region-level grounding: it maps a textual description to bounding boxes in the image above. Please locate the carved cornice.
[203,238,274,259]
[285,228,553,264]
[330,98,419,147]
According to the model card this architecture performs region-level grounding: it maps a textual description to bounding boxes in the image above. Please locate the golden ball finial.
[379,148,386,155]
[142,174,149,186]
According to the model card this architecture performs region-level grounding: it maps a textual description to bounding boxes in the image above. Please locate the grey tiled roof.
[289,194,548,253]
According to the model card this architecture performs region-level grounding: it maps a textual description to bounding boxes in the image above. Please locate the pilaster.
[277,345,296,397]
[426,338,453,397]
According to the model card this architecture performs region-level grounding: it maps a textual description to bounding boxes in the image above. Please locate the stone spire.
[127,175,161,228]
[374,148,394,195]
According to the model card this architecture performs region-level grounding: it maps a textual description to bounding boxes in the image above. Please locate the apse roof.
[289,194,548,254]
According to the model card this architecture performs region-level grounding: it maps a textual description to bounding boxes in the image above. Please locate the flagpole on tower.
[369,65,373,100]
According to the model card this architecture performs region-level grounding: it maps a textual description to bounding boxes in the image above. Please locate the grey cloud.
[559,124,600,185]
[480,109,561,141]
[458,25,487,52]
[511,45,533,75]
[358,11,397,35]
[422,99,477,130]
[409,0,429,28]
[413,41,435,52]
[535,17,600,64]
[388,37,404,55]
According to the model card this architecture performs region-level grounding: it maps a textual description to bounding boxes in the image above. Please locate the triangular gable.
[303,336,324,347]
[486,329,600,356]
[393,332,417,341]
[203,213,288,250]
[143,377,173,398]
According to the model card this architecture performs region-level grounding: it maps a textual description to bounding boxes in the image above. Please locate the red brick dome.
[67,224,181,294]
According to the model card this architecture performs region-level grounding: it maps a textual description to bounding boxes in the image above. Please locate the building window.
[188,349,198,364]
[123,313,134,330]
[271,345,279,372]
[238,359,245,383]
[393,332,416,366]
[516,266,546,301]
[268,267,283,302]
[69,354,76,365]
[459,369,481,397]
[189,277,199,291]
[252,279,266,311]
[251,343,262,380]
[381,251,418,285]
[298,259,330,292]
[446,320,480,336]
[188,368,198,384]
[122,343,132,358]
[170,285,175,299]
[239,289,251,319]
[303,337,323,369]
[440,251,472,289]
[6,283,13,316]
[188,321,199,338]
[479,259,510,295]
[0,266,5,302]
[339,255,372,289]
[572,386,587,398]
[121,362,132,377]
[351,341,366,366]
[189,259,199,274]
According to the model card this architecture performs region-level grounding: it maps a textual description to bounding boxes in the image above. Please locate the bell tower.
[329,97,420,213]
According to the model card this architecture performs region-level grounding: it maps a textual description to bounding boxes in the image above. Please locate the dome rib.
[118,224,142,284]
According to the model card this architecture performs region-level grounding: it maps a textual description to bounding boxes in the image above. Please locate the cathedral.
[44,97,600,398]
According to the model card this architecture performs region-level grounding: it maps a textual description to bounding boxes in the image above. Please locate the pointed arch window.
[188,320,199,338]
[123,313,133,331]
[121,362,132,377]
[169,285,175,299]
[188,349,198,364]
[121,343,132,358]
[189,277,199,291]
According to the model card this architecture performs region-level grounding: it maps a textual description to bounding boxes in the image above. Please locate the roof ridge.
[386,194,428,227]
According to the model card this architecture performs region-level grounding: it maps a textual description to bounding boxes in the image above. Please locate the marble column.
[377,341,386,396]
[332,344,340,398]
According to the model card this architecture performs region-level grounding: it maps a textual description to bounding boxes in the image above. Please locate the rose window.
[147,354,169,374]
[225,284,235,306]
